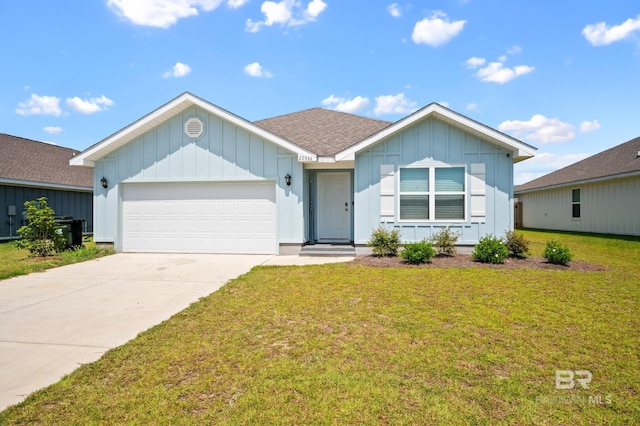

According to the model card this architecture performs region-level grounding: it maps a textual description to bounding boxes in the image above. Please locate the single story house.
[70,92,536,254]
[0,133,93,240]
[515,136,640,236]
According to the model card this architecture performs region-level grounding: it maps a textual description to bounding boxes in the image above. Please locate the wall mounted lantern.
[284,173,292,186]
[100,177,109,189]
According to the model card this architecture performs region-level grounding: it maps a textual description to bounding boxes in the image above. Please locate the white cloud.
[498,114,576,143]
[582,15,640,46]
[514,152,591,185]
[387,3,401,18]
[579,120,601,133]
[244,62,273,78]
[43,126,63,134]
[163,62,192,78]
[246,0,327,32]
[478,62,534,84]
[466,102,477,111]
[467,56,534,84]
[506,44,522,54]
[465,56,486,68]
[322,94,370,113]
[437,101,450,108]
[412,11,466,47]
[227,0,248,8]
[374,93,417,116]
[16,94,62,116]
[107,0,231,29]
[65,95,114,114]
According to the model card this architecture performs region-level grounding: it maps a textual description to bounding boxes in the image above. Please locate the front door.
[317,172,351,242]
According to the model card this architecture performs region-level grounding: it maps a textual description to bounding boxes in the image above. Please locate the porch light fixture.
[284,173,292,186]
[100,177,108,189]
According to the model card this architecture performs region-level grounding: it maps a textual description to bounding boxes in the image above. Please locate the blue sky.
[1,0,639,184]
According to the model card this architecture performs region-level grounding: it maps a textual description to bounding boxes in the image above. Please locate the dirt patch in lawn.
[352,254,607,272]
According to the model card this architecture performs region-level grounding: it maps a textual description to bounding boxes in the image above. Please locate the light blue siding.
[354,117,514,245]
[93,105,304,250]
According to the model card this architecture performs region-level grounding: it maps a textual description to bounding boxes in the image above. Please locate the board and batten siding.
[92,105,304,249]
[354,117,514,245]
[0,184,93,239]
[518,175,640,236]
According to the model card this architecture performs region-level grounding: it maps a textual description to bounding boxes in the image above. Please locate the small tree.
[16,197,65,257]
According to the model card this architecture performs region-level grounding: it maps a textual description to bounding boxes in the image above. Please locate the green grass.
[1,230,639,425]
[0,240,114,281]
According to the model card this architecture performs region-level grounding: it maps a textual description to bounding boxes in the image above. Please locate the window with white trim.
[399,166,465,221]
[571,188,581,218]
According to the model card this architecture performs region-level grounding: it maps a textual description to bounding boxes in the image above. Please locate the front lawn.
[1,230,639,424]
[0,240,114,281]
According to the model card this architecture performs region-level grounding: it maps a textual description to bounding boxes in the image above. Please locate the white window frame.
[397,165,467,223]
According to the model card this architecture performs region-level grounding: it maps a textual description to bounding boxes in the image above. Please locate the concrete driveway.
[0,253,277,411]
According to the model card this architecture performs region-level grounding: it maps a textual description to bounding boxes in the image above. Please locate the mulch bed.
[352,254,607,272]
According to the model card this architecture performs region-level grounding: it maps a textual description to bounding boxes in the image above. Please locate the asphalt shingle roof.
[515,136,640,193]
[254,108,392,156]
[0,133,93,188]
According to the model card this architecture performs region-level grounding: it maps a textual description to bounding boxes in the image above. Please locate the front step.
[300,244,355,257]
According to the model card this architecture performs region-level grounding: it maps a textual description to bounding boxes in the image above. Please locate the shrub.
[430,227,459,256]
[16,197,66,257]
[368,226,401,257]
[504,230,530,258]
[472,235,508,264]
[543,240,572,265]
[400,240,436,264]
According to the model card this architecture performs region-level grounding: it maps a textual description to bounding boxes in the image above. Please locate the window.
[571,188,581,218]
[399,167,465,221]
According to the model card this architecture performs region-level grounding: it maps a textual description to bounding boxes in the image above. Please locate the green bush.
[471,235,508,264]
[368,226,401,257]
[430,227,459,256]
[16,197,65,257]
[504,230,530,258]
[543,240,572,265]
[400,240,436,264]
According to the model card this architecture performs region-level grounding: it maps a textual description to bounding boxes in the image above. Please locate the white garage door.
[122,182,276,254]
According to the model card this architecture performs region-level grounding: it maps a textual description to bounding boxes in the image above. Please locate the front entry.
[317,172,351,242]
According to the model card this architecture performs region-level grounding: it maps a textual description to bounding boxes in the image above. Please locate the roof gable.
[0,134,92,189]
[70,92,318,167]
[515,136,640,193]
[335,103,536,163]
[254,108,392,156]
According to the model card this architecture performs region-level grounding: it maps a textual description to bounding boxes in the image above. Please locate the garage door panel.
[122,182,276,254]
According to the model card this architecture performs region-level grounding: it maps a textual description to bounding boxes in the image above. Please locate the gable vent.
[184,117,204,139]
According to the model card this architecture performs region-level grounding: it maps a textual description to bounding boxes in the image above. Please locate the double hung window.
[399,167,465,221]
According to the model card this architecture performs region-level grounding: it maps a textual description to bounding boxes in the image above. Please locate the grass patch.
[1,230,639,424]
[0,240,114,281]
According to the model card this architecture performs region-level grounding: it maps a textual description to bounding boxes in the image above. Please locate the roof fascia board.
[0,178,92,192]
[70,93,316,167]
[515,170,640,195]
[335,103,536,162]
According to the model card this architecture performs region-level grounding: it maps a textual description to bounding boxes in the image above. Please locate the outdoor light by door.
[100,177,109,189]
[284,173,292,186]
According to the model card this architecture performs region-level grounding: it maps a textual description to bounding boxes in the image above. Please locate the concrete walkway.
[0,253,353,411]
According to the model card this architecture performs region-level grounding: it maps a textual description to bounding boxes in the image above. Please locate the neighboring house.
[0,134,93,240]
[70,92,536,254]
[515,136,640,236]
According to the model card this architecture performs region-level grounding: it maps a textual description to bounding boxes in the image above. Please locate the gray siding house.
[70,92,536,254]
[0,134,93,240]
[515,136,640,236]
